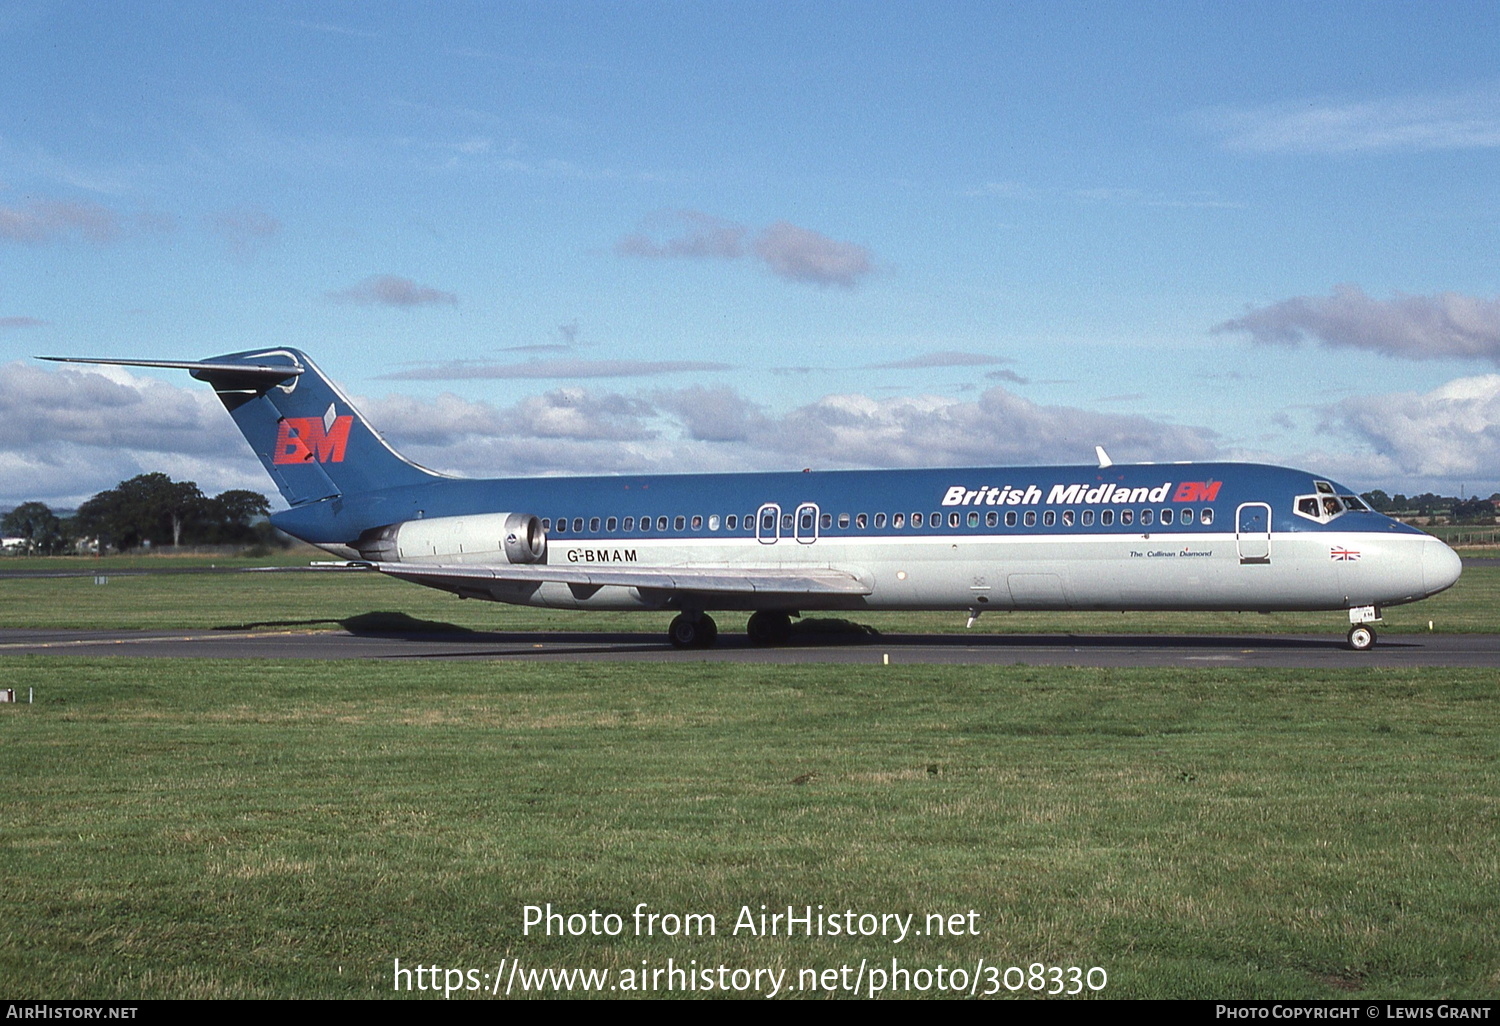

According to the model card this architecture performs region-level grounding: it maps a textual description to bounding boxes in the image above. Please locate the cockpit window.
[1296,487,1370,524]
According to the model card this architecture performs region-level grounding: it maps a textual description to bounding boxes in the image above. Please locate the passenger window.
[639,517,650,532]
[986,511,998,527]
[1043,510,1055,527]
[967,511,979,527]
[1102,510,1114,526]
[856,513,868,529]
[590,517,601,532]
[821,513,832,529]
[930,512,941,528]
[1200,508,1213,525]
[1062,510,1074,527]
[674,516,685,531]
[725,515,735,530]
[874,512,886,528]
[1024,510,1036,527]
[623,516,634,531]
[1005,511,1017,527]
[912,513,923,527]
[1180,508,1193,525]
[761,511,776,530]
[1140,509,1152,526]
[1159,509,1172,525]
[542,518,552,530]
[951,512,963,528]
[692,515,702,530]
[555,519,567,534]
[1121,509,1133,525]
[1081,510,1094,526]
[607,516,618,531]
[893,513,905,528]
[799,510,813,530]
[573,517,584,533]
[838,513,850,529]
[708,515,719,531]
[657,516,668,531]
[781,514,793,531]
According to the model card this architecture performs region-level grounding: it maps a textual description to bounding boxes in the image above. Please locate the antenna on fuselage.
[1095,445,1113,469]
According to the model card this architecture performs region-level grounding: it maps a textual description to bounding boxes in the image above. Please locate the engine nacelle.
[352,512,547,565]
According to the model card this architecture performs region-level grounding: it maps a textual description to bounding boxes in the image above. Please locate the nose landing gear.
[1346,624,1376,652]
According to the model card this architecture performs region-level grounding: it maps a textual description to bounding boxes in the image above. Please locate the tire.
[669,613,718,649]
[1347,624,1376,652]
[747,610,793,646]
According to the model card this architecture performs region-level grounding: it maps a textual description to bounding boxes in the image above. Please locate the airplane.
[41,348,1463,651]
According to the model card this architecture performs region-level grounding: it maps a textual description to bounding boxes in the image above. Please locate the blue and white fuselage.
[42,348,1462,649]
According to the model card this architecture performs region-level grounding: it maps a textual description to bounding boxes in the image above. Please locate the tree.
[2,501,66,554]
[73,473,207,551]
[1450,497,1497,524]
[1360,489,1392,512]
[202,489,272,543]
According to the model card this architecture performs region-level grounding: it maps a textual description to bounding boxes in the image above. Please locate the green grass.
[0,551,1495,637]
[2,659,1497,999]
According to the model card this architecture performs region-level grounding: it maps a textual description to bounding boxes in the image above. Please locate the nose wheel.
[1346,624,1376,651]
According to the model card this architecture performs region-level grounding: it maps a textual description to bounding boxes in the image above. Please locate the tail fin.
[41,348,438,506]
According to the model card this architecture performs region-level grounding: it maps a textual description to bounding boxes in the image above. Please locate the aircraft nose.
[1422,538,1463,597]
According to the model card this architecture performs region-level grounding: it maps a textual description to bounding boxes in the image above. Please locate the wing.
[366,560,873,599]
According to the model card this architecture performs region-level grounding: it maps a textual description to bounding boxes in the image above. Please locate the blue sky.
[3,1,1499,507]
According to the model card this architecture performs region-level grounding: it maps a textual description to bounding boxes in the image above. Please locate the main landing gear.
[746,610,793,646]
[668,612,718,649]
[1346,624,1377,652]
[667,610,796,648]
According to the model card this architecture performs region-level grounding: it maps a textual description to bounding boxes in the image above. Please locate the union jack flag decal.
[1330,547,1361,561]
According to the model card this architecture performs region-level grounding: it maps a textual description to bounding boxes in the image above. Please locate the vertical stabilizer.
[42,349,439,506]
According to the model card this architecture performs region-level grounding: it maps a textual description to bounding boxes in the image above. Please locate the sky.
[2,0,1499,508]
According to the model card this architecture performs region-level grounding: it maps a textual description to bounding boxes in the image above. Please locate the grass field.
[2,659,1497,999]
[0,549,1494,638]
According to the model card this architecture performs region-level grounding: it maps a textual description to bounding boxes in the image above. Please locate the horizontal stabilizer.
[39,356,304,385]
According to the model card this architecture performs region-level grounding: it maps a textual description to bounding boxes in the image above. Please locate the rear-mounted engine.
[352,512,547,565]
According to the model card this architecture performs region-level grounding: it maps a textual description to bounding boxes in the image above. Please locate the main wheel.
[746,610,793,646]
[1346,624,1376,652]
[669,613,718,649]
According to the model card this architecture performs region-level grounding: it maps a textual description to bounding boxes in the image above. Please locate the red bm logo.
[1172,481,1222,502]
[273,416,352,464]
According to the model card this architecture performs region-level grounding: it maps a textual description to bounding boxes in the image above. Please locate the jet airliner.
[42,349,1463,651]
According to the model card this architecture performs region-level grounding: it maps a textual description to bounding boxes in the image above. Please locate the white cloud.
[617,210,875,288]
[1214,284,1500,363]
[382,359,731,380]
[0,199,122,245]
[1333,374,1500,484]
[753,221,873,288]
[327,274,459,307]
[1203,85,1500,153]
[615,210,746,260]
[0,362,266,506]
[206,206,281,258]
[867,351,1009,370]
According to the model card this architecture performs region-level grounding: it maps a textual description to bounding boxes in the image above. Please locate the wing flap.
[371,561,872,596]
